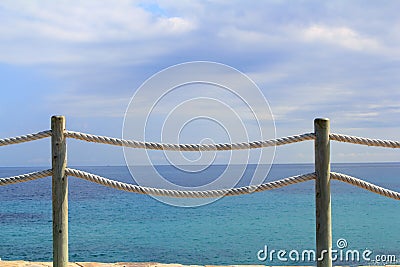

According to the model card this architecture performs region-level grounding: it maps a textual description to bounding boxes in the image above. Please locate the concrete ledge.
[0,261,399,267]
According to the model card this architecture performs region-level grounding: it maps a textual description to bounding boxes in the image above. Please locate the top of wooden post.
[51,115,65,121]
[314,118,330,129]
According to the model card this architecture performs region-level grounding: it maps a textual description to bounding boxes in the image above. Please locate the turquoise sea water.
[0,163,399,265]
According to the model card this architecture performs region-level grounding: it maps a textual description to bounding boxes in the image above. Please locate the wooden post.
[314,118,332,267]
[51,116,68,267]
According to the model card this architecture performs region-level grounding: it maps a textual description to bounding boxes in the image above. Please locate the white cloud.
[301,25,380,52]
[46,93,129,118]
[0,0,195,65]
[2,0,195,41]
[217,27,274,45]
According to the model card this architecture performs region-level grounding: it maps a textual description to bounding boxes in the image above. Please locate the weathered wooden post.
[314,118,332,267]
[51,116,68,267]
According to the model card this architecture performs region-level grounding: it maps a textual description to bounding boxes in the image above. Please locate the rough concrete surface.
[0,261,399,267]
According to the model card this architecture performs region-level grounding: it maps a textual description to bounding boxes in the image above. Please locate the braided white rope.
[0,130,52,147]
[331,172,400,200]
[0,169,52,186]
[66,169,400,200]
[65,168,316,198]
[0,168,398,201]
[1,129,399,150]
[66,131,400,149]
[65,131,316,151]
[330,133,400,148]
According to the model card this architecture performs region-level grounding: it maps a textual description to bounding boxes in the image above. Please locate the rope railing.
[66,169,400,200]
[0,169,52,185]
[1,127,399,199]
[1,116,400,267]
[1,168,399,201]
[0,130,52,146]
[65,130,316,150]
[330,133,400,148]
[65,130,400,149]
[1,130,400,150]
[331,172,400,200]
[65,168,316,198]
[0,127,398,200]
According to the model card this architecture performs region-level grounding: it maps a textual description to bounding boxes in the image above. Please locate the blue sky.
[0,0,399,166]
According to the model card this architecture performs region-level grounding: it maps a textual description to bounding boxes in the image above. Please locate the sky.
[0,0,399,167]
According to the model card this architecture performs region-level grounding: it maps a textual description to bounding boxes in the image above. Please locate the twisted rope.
[1,168,398,201]
[65,168,316,198]
[65,131,316,151]
[331,172,400,200]
[0,130,52,146]
[65,169,400,200]
[66,131,400,149]
[330,133,400,148]
[0,169,52,185]
[1,129,399,150]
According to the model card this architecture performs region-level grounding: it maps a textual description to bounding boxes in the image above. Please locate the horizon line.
[1,161,400,169]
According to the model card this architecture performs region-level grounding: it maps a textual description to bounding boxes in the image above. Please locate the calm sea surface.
[0,163,399,265]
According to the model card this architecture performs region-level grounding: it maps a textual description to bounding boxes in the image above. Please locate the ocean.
[0,163,399,265]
